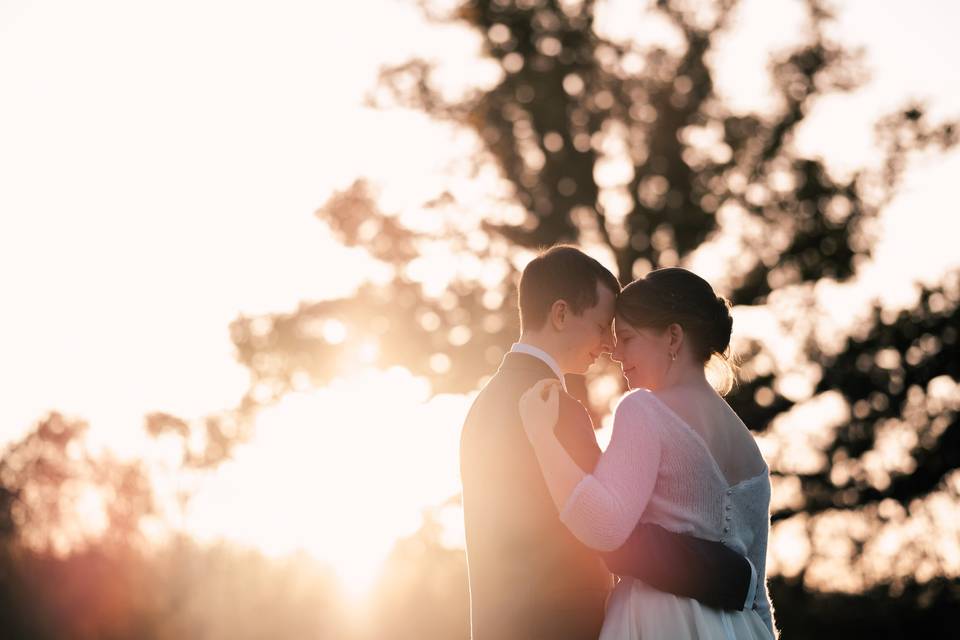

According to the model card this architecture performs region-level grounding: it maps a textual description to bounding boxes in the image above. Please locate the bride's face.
[611,317,671,390]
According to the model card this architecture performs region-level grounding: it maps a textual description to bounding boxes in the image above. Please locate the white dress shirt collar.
[510,342,567,390]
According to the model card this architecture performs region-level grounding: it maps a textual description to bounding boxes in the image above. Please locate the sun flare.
[179,367,471,598]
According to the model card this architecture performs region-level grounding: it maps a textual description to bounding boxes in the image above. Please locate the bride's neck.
[662,361,711,392]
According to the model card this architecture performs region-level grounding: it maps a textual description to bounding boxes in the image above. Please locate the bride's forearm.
[529,431,588,513]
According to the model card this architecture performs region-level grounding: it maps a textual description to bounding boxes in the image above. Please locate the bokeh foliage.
[2,0,958,637]
[227,0,960,632]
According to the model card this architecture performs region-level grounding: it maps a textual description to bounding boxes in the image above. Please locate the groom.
[460,246,755,640]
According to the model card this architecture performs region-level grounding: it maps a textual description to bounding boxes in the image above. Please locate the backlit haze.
[2,0,959,598]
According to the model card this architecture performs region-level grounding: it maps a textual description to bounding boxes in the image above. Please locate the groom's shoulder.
[463,366,539,427]
[470,367,528,411]
[461,371,523,458]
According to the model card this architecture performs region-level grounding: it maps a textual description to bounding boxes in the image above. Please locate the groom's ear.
[549,299,569,330]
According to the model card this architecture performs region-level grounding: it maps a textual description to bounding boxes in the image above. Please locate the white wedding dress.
[559,389,777,639]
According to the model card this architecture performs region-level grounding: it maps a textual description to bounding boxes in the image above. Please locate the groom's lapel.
[498,351,560,382]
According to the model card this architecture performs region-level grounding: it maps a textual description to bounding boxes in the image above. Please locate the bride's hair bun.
[707,295,733,356]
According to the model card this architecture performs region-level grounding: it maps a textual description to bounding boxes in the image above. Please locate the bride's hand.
[519,379,562,445]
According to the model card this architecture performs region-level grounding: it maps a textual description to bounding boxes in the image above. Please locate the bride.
[520,267,777,639]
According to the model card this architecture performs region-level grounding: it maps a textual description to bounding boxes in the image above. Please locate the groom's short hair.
[518,245,621,332]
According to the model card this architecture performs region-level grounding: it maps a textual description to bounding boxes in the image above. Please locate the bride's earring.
[663,349,677,382]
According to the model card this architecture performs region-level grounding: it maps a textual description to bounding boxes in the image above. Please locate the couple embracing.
[460,246,777,639]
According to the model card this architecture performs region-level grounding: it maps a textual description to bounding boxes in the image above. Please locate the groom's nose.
[600,330,614,354]
[610,342,623,363]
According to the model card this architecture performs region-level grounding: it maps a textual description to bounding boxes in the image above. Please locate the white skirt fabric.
[599,578,774,640]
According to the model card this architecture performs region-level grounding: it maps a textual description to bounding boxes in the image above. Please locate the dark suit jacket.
[460,352,751,640]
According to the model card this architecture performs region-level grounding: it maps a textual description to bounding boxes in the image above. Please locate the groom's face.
[562,281,617,374]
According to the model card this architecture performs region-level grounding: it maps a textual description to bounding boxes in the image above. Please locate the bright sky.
[2,0,960,594]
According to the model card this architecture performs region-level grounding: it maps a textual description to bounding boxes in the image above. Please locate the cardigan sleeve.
[559,391,662,551]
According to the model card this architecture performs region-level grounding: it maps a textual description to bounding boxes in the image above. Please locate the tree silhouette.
[3,2,957,637]
[0,413,157,639]
[0,413,154,551]
[220,0,958,629]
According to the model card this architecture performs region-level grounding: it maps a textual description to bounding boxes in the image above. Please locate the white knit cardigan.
[560,388,776,635]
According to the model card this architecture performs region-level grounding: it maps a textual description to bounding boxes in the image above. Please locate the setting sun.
[176,368,469,599]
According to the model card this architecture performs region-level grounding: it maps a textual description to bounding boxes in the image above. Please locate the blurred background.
[2,0,959,637]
